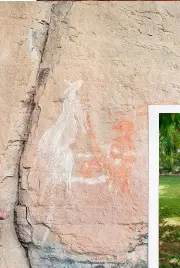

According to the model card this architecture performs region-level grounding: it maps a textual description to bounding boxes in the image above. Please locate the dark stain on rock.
[134,261,148,268]
[37,67,50,87]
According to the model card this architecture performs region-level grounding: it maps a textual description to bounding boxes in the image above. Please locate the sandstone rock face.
[0,2,52,267]
[1,1,180,267]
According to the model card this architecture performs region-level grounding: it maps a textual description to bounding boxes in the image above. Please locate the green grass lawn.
[160,176,180,267]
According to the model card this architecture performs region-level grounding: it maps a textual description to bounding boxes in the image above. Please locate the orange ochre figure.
[81,116,136,194]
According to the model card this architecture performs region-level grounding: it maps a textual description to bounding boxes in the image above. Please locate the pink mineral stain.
[0,210,10,220]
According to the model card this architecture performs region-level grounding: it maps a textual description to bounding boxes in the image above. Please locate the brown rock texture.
[1,1,180,267]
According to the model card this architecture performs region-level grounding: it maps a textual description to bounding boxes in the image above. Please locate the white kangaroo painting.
[38,79,87,190]
[37,80,87,244]
[37,79,108,245]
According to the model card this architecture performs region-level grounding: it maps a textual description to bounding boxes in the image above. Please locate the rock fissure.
[14,3,77,266]
[0,4,55,268]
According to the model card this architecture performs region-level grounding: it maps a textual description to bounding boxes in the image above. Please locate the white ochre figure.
[37,80,87,245]
[38,80,87,190]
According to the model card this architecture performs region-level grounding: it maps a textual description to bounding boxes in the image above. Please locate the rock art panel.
[3,1,180,267]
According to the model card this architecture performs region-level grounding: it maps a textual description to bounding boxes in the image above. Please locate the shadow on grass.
[160,176,180,267]
[160,219,180,267]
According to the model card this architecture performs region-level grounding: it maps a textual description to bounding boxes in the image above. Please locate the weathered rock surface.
[0,2,52,267]
[1,1,180,267]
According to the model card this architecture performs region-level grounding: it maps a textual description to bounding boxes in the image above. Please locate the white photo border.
[148,105,180,268]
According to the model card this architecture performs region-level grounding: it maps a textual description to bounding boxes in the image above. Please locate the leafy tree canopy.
[159,113,180,174]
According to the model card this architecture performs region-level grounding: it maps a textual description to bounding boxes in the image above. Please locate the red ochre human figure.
[81,115,136,194]
[110,120,136,194]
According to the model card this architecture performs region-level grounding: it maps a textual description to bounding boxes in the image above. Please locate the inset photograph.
[159,113,180,267]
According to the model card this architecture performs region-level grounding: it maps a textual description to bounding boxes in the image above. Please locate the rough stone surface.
[1,1,180,267]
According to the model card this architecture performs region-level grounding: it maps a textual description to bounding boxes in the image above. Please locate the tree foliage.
[159,113,180,174]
